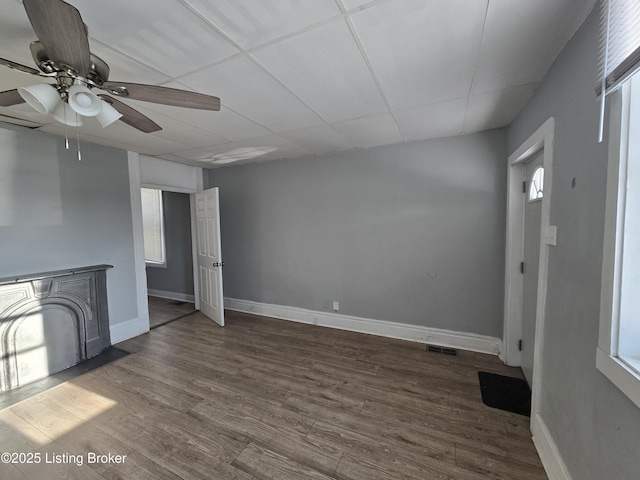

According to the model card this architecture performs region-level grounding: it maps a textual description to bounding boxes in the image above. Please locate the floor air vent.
[427,345,458,356]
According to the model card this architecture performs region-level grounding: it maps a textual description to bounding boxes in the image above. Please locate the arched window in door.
[528,166,544,202]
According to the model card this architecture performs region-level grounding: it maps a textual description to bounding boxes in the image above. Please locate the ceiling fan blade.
[99,95,162,133]
[0,89,26,107]
[0,57,42,76]
[101,82,221,111]
[22,0,92,76]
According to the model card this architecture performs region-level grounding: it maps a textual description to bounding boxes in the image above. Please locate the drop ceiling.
[0,0,596,168]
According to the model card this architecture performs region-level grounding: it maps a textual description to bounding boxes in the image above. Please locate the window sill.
[596,347,640,408]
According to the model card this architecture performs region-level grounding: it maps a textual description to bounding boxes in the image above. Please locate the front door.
[521,152,544,386]
[195,188,224,326]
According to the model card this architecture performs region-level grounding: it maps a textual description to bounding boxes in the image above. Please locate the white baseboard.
[224,298,502,355]
[148,289,195,303]
[110,317,143,344]
[531,412,573,480]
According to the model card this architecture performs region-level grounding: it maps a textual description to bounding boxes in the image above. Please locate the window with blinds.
[141,188,166,266]
[598,0,640,140]
[599,0,640,94]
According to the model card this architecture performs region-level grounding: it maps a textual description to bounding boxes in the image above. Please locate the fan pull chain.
[76,123,81,161]
[64,104,69,149]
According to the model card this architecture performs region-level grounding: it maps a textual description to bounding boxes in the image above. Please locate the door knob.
[212,262,225,267]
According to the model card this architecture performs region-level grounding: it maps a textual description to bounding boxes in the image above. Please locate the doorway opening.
[142,189,197,329]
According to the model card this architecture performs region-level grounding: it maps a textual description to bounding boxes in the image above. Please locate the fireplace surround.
[0,265,112,392]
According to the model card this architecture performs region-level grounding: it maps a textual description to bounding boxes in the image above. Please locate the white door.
[195,188,224,326]
[521,152,544,386]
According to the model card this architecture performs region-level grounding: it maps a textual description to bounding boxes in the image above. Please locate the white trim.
[190,194,201,311]
[224,298,502,355]
[141,183,197,194]
[128,152,150,336]
[596,348,640,408]
[597,83,640,408]
[531,413,573,480]
[130,158,205,330]
[148,289,195,304]
[110,317,143,344]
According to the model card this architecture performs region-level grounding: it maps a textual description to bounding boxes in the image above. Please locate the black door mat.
[0,346,129,410]
[478,371,531,417]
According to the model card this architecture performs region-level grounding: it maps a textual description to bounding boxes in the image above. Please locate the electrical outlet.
[332,301,339,311]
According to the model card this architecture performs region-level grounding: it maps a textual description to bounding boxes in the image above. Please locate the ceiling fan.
[0,0,220,133]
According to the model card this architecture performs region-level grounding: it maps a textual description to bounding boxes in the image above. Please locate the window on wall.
[528,166,544,201]
[141,188,166,267]
[598,72,640,408]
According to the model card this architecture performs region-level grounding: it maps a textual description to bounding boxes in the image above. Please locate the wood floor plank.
[192,399,342,476]
[14,441,105,480]
[285,394,455,461]
[0,464,30,480]
[10,395,88,440]
[0,409,53,453]
[101,451,182,480]
[233,442,336,480]
[112,415,227,480]
[455,442,548,480]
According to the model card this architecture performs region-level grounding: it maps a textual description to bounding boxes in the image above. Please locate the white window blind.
[598,0,640,140]
[141,188,165,265]
[599,0,640,94]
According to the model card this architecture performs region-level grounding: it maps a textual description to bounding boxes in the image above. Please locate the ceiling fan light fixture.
[68,84,102,117]
[95,100,122,127]
[17,83,60,114]
[53,102,83,127]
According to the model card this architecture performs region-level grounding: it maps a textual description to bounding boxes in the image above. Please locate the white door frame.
[503,117,555,423]
[128,152,204,336]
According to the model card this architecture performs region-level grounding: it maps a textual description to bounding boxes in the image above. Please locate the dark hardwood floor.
[0,310,547,480]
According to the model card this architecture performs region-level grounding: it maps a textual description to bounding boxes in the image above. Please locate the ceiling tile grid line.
[165,0,397,84]
[176,0,245,52]
[461,0,491,135]
[243,52,358,147]
[343,13,406,142]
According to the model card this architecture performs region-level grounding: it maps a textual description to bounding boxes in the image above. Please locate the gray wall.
[0,122,138,327]
[208,130,507,337]
[507,9,640,480]
[146,191,194,296]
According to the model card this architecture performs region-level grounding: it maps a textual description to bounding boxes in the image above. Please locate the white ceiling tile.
[124,104,230,148]
[0,1,40,66]
[281,125,354,155]
[182,0,341,49]
[350,0,487,109]
[175,134,310,163]
[252,20,387,123]
[472,0,597,93]
[71,0,239,76]
[88,40,171,86]
[332,113,403,148]
[219,135,312,160]
[145,82,273,141]
[180,55,324,132]
[463,84,537,133]
[394,97,467,141]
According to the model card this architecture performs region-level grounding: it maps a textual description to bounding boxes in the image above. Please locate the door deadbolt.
[213,262,224,267]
